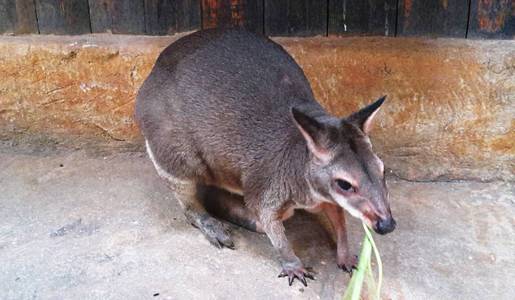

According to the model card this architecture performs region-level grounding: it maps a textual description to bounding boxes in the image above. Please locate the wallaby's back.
[135,29,321,184]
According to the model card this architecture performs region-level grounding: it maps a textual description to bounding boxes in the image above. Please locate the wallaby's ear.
[347,95,386,134]
[291,107,331,162]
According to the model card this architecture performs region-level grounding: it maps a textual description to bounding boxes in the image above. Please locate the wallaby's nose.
[375,217,396,235]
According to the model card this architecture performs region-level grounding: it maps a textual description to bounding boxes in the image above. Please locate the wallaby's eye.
[335,179,354,193]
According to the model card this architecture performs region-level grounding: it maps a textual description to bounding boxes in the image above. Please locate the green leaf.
[342,222,383,300]
[343,231,372,300]
[363,222,383,300]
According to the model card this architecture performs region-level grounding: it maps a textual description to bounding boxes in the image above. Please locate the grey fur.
[135,28,395,286]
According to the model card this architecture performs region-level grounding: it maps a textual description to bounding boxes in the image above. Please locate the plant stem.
[363,222,383,300]
[343,232,372,300]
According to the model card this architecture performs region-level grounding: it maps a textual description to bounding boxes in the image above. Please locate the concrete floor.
[0,146,513,300]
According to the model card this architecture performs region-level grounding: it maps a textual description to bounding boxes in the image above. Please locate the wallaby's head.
[292,96,395,235]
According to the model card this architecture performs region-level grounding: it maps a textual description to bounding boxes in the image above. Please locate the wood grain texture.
[0,0,39,34]
[35,0,91,34]
[0,0,16,33]
[145,0,200,34]
[88,0,145,34]
[265,0,327,36]
[145,0,176,34]
[328,0,397,36]
[468,0,514,39]
[14,0,39,33]
[201,0,263,33]
[176,0,201,31]
[397,0,469,37]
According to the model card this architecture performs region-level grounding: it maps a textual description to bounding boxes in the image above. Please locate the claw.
[196,216,235,249]
[224,240,235,250]
[338,254,358,274]
[207,238,223,249]
[300,277,307,287]
[278,266,315,287]
[338,264,354,274]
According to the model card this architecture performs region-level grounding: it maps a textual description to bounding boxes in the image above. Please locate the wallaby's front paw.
[337,254,358,274]
[278,264,315,287]
[196,215,234,249]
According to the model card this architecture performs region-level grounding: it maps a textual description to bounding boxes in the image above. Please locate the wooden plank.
[144,0,200,34]
[0,0,39,34]
[264,0,287,34]
[242,0,264,33]
[397,0,469,37]
[88,0,146,34]
[14,0,39,33]
[201,0,263,33]
[265,0,327,36]
[176,0,201,31]
[145,0,177,35]
[35,0,91,34]
[328,0,397,36]
[202,0,232,29]
[0,0,16,34]
[468,0,514,39]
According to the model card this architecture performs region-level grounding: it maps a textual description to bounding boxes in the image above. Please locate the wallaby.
[135,28,396,287]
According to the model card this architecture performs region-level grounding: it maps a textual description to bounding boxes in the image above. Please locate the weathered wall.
[0,34,513,181]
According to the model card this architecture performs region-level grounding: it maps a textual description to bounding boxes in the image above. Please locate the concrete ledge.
[0,34,513,181]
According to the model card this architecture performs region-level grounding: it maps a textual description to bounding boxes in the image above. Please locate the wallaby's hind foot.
[145,140,234,249]
[165,180,235,249]
[201,186,263,233]
[177,190,235,249]
[190,212,234,249]
[174,184,234,249]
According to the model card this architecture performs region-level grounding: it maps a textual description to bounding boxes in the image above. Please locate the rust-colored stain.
[203,0,219,28]
[403,0,413,30]
[489,121,515,155]
[230,0,245,26]
[0,36,513,181]
[477,0,511,32]
[404,0,413,16]
[0,39,158,141]
[278,37,514,181]
[441,0,449,10]
[202,0,245,29]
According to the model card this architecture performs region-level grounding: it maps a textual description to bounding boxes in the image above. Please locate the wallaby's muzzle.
[374,216,396,235]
